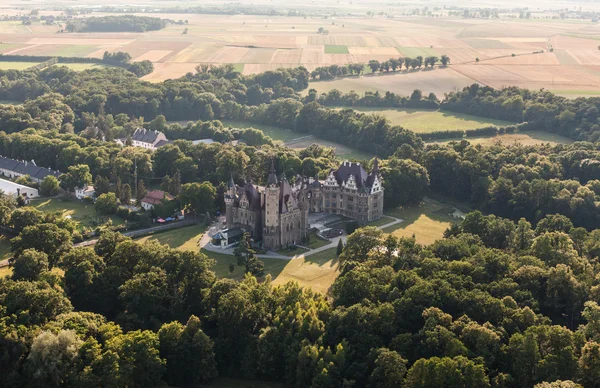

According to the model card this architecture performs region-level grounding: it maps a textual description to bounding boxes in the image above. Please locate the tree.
[233,233,264,276]
[25,330,83,387]
[368,60,381,74]
[95,193,118,215]
[121,183,132,205]
[534,382,582,388]
[11,223,71,269]
[579,341,600,388]
[440,55,450,66]
[94,175,110,196]
[368,348,407,388]
[137,180,147,202]
[179,181,216,215]
[10,249,49,281]
[106,330,165,388]
[158,315,218,386]
[381,158,429,207]
[40,175,60,197]
[60,164,92,191]
[339,227,383,265]
[405,356,490,388]
[337,239,344,256]
[119,267,169,329]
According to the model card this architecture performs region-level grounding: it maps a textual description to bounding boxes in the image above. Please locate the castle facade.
[224,160,384,250]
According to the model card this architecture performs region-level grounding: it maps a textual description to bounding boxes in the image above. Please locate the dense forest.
[65,15,167,33]
[3,63,600,387]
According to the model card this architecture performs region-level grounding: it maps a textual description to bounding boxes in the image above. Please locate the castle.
[224,160,384,250]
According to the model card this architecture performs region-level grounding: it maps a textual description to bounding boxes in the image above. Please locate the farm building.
[0,178,39,202]
[0,156,62,183]
[141,190,175,210]
[131,128,170,150]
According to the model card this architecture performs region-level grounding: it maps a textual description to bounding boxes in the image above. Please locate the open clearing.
[223,120,374,160]
[30,197,125,229]
[346,107,515,132]
[0,13,596,95]
[0,61,39,70]
[428,130,574,146]
[136,226,339,294]
[383,199,462,246]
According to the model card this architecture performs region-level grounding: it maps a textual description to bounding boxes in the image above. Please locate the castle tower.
[224,174,236,227]
[263,160,280,249]
[297,178,309,242]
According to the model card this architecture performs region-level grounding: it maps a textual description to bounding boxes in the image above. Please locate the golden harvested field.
[0,6,600,95]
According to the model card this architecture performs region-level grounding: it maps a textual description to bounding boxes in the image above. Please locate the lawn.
[0,234,11,262]
[31,197,125,229]
[428,130,574,146]
[231,63,245,73]
[345,107,515,132]
[221,120,300,142]
[325,45,349,54]
[276,246,310,257]
[305,232,330,249]
[135,226,339,293]
[397,47,440,58]
[0,61,39,70]
[367,215,395,227]
[57,63,115,71]
[383,199,464,245]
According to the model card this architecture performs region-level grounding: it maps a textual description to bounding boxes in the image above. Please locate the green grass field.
[0,61,39,70]
[383,199,464,245]
[231,63,245,73]
[52,45,96,57]
[0,234,11,262]
[135,226,339,293]
[221,120,299,142]
[325,45,349,54]
[345,107,514,132]
[30,197,125,229]
[397,47,440,57]
[57,63,115,71]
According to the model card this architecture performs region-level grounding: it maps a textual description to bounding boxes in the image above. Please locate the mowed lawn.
[347,107,515,132]
[383,199,464,245]
[0,61,39,70]
[0,234,11,261]
[30,197,125,229]
[222,120,374,160]
[136,226,340,294]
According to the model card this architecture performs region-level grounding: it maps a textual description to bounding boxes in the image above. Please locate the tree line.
[65,15,167,33]
[4,191,600,387]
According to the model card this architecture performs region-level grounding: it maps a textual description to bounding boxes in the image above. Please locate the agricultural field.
[0,61,39,70]
[135,225,339,294]
[346,107,515,132]
[0,9,598,95]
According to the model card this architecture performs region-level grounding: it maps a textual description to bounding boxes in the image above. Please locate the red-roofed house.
[141,190,174,210]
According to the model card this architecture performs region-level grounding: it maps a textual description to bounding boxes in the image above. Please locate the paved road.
[199,215,403,261]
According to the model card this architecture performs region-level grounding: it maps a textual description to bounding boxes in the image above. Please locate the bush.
[95,193,118,215]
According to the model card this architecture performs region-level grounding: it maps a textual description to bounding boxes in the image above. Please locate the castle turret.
[263,160,281,249]
[224,174,236,227]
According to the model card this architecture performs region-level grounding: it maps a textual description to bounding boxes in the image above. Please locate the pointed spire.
[267,159,278,186]
[228,173,235,188]
[372,157,380,175]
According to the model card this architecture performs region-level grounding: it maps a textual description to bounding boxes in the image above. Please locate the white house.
[75,185,95,200]
[141,190,174,210]
[131,128,170,151]
[0,178,39,203]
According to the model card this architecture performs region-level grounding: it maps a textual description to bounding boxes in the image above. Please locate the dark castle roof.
[132,128,167,144]
[331,160,380,190]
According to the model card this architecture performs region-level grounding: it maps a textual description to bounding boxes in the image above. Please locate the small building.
[211,228,244,248]
[131,128,170,151]
[0,178,39,203]
[141,190,174,210]
[75,185,95,200]
[0,156,62,183]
